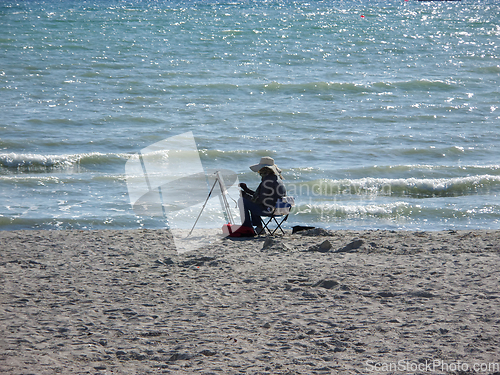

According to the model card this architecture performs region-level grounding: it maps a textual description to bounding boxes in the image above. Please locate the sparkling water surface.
[1,0,499,230]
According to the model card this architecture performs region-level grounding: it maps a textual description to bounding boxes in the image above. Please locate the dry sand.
[0,228,499,375]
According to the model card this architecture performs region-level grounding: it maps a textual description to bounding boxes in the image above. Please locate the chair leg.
[271,220,280,234]
[260,217,273,235]
[270,215,288,235]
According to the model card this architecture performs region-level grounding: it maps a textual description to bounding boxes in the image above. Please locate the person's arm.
[239,183,255,195]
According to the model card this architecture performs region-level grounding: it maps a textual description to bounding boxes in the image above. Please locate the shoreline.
[1,228,499,374]
[1,227,500,254]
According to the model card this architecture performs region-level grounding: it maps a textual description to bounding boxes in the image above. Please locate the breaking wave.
[0,152,130,172]
[289,175,500,199]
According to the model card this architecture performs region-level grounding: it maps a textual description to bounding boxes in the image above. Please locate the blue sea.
[1,0,499,231]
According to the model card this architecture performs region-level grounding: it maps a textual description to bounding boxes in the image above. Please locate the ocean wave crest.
[289,175,500,198]
[0,152,129,172]
[294,201,411,219]
[164,79,460,95]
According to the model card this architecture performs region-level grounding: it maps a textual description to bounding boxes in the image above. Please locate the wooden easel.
[187,171,234,237]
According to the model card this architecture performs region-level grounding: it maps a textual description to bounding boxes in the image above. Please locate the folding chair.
[257,196,295,235]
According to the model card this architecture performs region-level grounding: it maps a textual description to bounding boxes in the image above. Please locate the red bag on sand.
[222,224,256,237]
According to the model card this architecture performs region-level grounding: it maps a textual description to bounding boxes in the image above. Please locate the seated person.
[239,156,286,233]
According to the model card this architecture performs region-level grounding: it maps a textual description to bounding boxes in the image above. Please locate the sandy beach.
[1,228,499,375]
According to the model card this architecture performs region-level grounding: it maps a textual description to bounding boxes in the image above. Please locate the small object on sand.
[409,290,436,298]
[297,227,332,236]
[168,352,192,362]
[335,239,364,253]
[319,240,332,252]
[306,240,332,253]
[313,279,339,289]
[377,291,396,298]
[292,225,315,234]
[262,237,290,251]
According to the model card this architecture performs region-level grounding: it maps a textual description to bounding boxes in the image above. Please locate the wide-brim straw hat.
[250,156,281,176]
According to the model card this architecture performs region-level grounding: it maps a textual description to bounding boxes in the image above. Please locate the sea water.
[1,0,499,231]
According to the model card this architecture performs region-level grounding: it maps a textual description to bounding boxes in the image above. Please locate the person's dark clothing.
[240,193,268,228]
[240,174,286,210]
[240,174,286,228]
